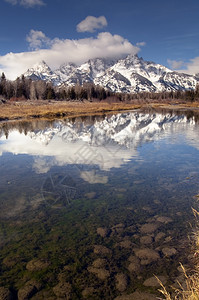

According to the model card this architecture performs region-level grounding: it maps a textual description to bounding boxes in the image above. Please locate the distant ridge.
[24,54,199,93]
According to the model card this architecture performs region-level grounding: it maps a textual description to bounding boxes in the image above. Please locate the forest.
[0,72,199,103]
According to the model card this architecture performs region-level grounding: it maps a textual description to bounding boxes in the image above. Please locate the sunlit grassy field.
[0,101,143,121]
[1,99,199,121]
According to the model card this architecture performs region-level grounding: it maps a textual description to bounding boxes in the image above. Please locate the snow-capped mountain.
[24,60,61,85]
[23,55,199,93]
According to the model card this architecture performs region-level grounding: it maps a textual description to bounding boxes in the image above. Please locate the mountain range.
[24,54,199,93]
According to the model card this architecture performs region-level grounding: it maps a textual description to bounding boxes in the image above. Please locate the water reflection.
[0,110,199,299]
[0,111,199,175]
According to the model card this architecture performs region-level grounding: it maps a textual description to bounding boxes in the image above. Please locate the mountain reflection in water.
[0,110,199,299]
[0,111,198,174]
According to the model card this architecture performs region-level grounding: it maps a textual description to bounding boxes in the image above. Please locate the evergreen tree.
[68,87,76,100]
[79,88,88,100]
[0,72,7,97]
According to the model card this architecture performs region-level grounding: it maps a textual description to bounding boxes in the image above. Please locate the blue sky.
[0,0,199,79]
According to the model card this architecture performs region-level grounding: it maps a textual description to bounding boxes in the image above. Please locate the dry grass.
[157,209,199,300]
[1,100,199,122]
[0,100,142,121]
[157,266,199,299]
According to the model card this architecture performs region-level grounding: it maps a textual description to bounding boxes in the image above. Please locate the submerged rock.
[164,236,173,243]
[92,258,107,268]
[18,280,42,300]
[155,232,166,242]
[143,275,167,287]
[154,199,161,205]
[0,287,13,300]
[97,227,109,238]
[112,223,125,235]
[140,223,160,234]
[82,287,94,298]
[116,188,127,193]
[88,266,110,280]
[113,223,125,229]
[119,240,133,249]
[94,245,112,255]
[173,274,187,290]
[84,192,96,199]
[115,273,128,292]
[162,247,177,257]
[2,256,21,268]
[140,235,153,244]
[115,291,157,300]
[127,256,140,273]
[156,216,173,224]
[53,282,72,299]
[134,248,160,265]
[142,206,153,212]
[176,212,183,216]
[31,290,56,300]
[26,259,50,271]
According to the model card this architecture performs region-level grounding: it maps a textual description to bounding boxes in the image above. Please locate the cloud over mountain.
[76,16,108,33]
[0,31,139,80]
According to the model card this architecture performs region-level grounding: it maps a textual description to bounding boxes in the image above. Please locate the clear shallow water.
[0,110,199,299]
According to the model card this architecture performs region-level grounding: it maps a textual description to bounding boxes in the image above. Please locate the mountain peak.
[24,60,61,84]
[23,55,199,93]
[25,60,52,74]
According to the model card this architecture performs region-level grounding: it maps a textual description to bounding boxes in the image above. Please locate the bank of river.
[1,100,199,122]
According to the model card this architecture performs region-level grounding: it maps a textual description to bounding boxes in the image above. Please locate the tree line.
[0,72,199,102]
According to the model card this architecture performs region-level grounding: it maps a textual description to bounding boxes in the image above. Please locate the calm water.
[0,110,199,299]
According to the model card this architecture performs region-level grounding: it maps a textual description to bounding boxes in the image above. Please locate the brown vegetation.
[1,99,199,122]
[0,100,143,121]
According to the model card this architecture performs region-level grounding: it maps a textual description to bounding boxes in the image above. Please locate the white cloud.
[168,57,199,75]
[0,31,140,80]
[183,57,199,75]
[5,0,45,7]
[26,30,51,50]
[136,42,146,47]
[77,16,108,33]
[167,59,185,70]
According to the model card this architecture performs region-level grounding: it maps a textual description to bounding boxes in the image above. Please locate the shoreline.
[0,101,142,122]
[1,100,199,122]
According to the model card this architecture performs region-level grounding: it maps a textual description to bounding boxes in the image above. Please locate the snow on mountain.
[23,55,199,93]
[111,54,171,84]
[55,62,77,83]
[24,61,61,85]
[95,54,198,92]
[54,57,117,86]
[194,73,199,80]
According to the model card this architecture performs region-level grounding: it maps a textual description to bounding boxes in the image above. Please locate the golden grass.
[1,100,199,122]
[0,101,143,121]
[157,209,199,300]
[157,266,199,299]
